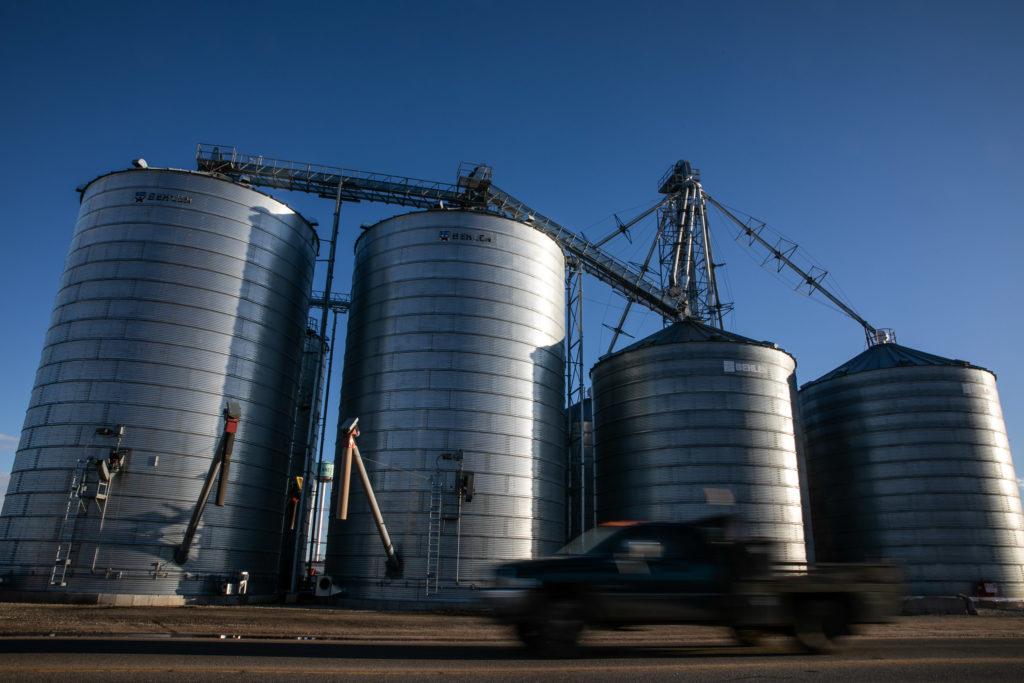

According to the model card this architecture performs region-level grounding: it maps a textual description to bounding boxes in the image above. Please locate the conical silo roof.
[802,342,987,389]
[798,341,1020,596]
[602,318,782,362]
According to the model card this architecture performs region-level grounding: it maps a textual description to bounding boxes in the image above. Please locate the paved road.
[1,634,1022,681]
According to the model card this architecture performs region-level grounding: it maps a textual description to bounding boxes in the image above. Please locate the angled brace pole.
[606,216,669,354]
[334,417,402,577]
[592,196,671,248]
[336,420,355,521]
[175,402,241,565]
[704,193,877,340]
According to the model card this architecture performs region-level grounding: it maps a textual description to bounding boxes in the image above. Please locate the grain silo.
[325,210,565,606]
[592,319,807,564]
[0,166,317,601]
[800,341,1024,597]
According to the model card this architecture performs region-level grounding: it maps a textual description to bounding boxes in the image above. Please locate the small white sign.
[705,487,736,506]
[963,383,990,397]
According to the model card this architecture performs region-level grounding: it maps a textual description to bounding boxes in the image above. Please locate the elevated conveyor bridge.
[196,144,683,322]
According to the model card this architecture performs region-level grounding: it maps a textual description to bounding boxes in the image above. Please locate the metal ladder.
[49,459,89,587]
[425,475,444,596]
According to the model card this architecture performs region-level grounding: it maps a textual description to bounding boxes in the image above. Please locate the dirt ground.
[0,603,1021,644]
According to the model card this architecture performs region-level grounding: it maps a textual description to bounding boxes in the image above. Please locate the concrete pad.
[902,595,974,615]
[974,597,1024,612]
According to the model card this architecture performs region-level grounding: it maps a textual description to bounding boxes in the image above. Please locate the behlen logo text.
[135,191,192,204]
[723,360,768,374]
[439,230,493,243]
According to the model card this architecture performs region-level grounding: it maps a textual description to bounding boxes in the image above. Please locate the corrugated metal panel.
[800,351,1024,597]
[567,399,594,541]
[325,211,565,605]
[279,329,324,586]
[287,330,324,479]
[593,321,807,564]
[0,168,317,597]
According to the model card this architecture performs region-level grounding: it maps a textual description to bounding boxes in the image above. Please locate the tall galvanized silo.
[592,320,807,564]
[325,210,565,606]
[0,167,317,600]
[800,342,1024,597]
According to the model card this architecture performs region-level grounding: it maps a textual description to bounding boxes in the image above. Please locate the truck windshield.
[555,526,623,556]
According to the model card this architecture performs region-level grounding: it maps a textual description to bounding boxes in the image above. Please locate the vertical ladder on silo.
[425,475,444,596]
[49,458,89,588]
[92,475,112,506]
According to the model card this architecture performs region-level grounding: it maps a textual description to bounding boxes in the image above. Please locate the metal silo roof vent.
[131,158,148,169]
[867,328,897,346]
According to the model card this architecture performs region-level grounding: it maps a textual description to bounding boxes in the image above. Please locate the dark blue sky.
[1,1,1022,489]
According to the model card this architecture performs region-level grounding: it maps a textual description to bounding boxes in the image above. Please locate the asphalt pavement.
[0,605,1022,680]
[1,632,1022,681]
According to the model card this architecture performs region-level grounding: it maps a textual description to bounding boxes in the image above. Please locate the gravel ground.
[0,603,1021,643]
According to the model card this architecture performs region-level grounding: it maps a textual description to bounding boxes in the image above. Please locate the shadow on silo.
[146,203,311,596]
[530,340,568,560]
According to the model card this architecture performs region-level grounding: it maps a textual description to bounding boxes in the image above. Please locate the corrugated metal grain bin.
[325,210,565,606]
[0,167,317,599]
[800,342,1024,597]
[592,320,807,564]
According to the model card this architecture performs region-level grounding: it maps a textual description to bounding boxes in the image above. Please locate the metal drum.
[593,320,807,564]
[317,462,335,482]
[800,342,1024,597]
[325,210,565,606]
[0,167,317,598]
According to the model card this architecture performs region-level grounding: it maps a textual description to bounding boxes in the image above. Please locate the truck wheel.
[532,597,583,657]
[794,599,846,654]
[731,627,762,647]
[515,621,542,649]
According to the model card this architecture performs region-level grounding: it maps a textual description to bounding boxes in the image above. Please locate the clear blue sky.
[2,1,1023,501]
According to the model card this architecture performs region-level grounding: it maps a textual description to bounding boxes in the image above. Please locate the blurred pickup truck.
[483,515,901,655]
